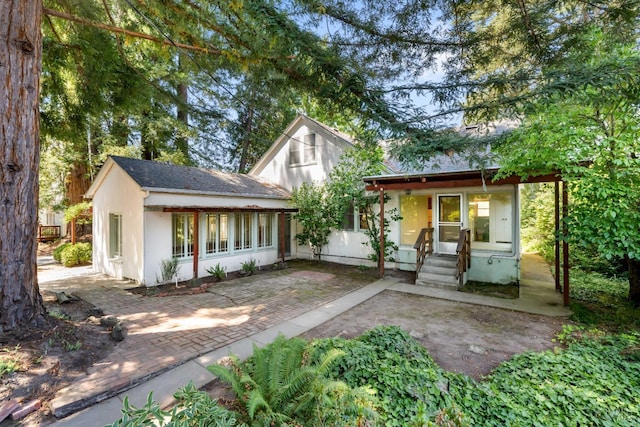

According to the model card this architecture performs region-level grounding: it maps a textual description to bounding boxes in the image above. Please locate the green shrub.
[206,263,226,281]
[60,243,92,267]
[157,257,179,284]
[208,334,377,426]
[53,242,71,262]
[240,258,257,276]
[109,382,238,426]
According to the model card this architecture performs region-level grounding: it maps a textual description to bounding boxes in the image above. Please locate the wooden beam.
[193,211,199,279]
[161,206,297,213]
[279,211,285,264]
[379,189,385,278]
[364,173,562,192]
[562,181,570,306]
[555,182,561,291]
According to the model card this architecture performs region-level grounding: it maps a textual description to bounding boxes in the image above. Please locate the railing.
[414,227,434,272]
[455,228,471,287]
[38,225,61,242]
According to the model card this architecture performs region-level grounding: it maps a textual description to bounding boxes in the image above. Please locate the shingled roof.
[110,156,290,199]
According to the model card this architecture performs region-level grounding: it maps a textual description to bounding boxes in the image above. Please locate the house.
[87,115,565,294]
[85,156,294,285]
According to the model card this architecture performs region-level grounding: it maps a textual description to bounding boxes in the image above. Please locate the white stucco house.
[87,114,561,288]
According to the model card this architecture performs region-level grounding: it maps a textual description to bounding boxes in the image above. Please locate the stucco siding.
[92,164,146,282]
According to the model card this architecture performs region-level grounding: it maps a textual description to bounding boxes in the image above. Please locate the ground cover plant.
[115,325,640,426]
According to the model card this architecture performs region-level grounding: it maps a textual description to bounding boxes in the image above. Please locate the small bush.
[240,258,257,276]
[158,257,179,284]
[53,242,71,262]
[206,263,226,281]
[60,243,92,267]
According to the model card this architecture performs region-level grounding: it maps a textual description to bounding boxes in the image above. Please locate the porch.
[391,252,571,317]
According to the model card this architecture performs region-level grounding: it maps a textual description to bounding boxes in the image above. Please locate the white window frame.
[289,133,316,166]
[172,213,194,258]
[258,213,274,248]
[234,212,254,251]
[109,213,122,259]
[205,213,229,255]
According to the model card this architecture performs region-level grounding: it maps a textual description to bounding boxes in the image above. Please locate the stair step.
[415,276,459,290]
[424,256,458,269]
[421,265,457,276]
[417,272,458,284]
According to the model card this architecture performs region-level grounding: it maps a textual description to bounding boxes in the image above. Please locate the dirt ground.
[302,289,568,379]
[2,253,567,425]
[0,293,115,426]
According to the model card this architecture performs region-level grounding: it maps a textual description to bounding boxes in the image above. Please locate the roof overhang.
[364,169,562,191]
[148,206,298,213]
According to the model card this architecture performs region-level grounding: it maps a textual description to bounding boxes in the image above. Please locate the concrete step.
[415,274,459,290]
[423,255,457,269]
[421,265,457,276]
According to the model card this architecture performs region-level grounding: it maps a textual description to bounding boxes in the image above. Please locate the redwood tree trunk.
[0,0,50,332]
[627,256,640,308]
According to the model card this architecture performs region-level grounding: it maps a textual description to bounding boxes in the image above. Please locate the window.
[172,213,194,258]
[289,133,316,166]
[258,213,273,248]
[205,213,229,254]
[468,192,513,250]
[341,202,356,231]
[399,195,432,246]
[109,213,122,258]
[234,213,253,251]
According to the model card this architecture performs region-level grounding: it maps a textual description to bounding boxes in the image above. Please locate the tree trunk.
[175,54,189,162]
[627,256,640,308]
[0,0,50,333]
[237,106,254,173]
[65,161,91,205]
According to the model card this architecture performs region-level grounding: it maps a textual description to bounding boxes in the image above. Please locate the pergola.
[363,168,571,306]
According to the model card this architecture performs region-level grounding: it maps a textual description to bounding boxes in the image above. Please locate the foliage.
[326,147,401,264]
[208,334,377,426]
[240,259,257,276]
[109,382,239,426]
[53,242,71,262]
[569,269,640,331]
[291,182,342,260]
[206,263,226,281]
[63,201,92,224]
[157,258,179,284]
[0,346,22,378]
[59,242,92,267]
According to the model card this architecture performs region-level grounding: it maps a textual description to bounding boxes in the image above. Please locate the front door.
[437,194,463,254]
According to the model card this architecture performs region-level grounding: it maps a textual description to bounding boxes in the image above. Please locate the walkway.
[47,253,568,426]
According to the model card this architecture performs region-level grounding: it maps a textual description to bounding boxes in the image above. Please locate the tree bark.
[176,54,189,162]
[627,256,640,308]
[0,0,50,332]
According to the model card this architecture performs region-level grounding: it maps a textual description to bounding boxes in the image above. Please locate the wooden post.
[71,219,76,245]
[562,182,570,306]
[279,211,285,264]
[379,189,385,278]
[555,182,561,291]
[193,211,199,279]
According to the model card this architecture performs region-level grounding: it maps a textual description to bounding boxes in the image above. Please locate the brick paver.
[45,261,376,418]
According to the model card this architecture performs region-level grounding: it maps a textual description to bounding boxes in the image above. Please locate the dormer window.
[289,133,316,166]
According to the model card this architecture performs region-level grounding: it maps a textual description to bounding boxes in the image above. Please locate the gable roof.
[249,114,355,175]
[86,156,291,199]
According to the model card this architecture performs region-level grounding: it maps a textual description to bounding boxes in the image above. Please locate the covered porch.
[364,169,572,306]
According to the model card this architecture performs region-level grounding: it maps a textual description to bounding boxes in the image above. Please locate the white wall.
[92,163,146,282]
[143,210,283,285]
[252,120,350,191]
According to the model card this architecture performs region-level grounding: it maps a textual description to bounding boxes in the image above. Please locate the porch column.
[379,188,385,278]
[555,182,561,291]
[193,211,199,279]
[562,181,570,306]
[279,210,285,264]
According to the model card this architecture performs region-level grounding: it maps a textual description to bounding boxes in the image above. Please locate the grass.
[1,345,23,378]
[568,268,640,332]
[459,280,519,299]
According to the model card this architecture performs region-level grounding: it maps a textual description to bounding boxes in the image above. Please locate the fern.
[208,334,378,426]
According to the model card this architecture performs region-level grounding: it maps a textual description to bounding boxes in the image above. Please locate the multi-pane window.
[172,213,194,258]
[234,213,253,251]
[205,213,229,254]
[258,213,273,248]
[468,192,513,250]
[109,213,122,258]
[289,133,316,166]
[341,202,368,232]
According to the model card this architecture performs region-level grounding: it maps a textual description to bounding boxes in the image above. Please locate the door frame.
[437,193,463,254]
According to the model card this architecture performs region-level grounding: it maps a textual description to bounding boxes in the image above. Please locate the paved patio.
[42,254,569,426]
